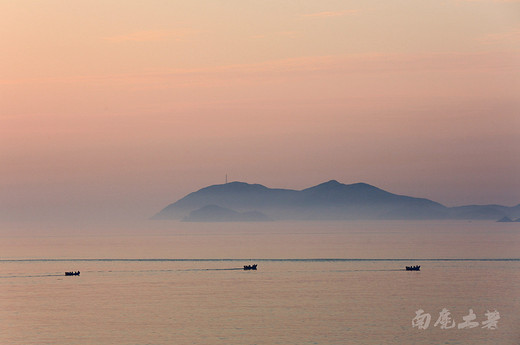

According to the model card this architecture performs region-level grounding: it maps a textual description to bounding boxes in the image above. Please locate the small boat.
[243,264,257,270]
[405,265,420,271]
[65,271,80,276]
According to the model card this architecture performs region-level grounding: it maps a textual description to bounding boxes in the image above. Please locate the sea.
[1,220,519,345]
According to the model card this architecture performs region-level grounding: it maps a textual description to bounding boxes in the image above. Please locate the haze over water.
[1,221,519,344]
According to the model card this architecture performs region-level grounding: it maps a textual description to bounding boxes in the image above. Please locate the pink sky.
[1,0,519,223]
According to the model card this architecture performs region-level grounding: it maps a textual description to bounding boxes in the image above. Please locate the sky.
[1,0,520,224]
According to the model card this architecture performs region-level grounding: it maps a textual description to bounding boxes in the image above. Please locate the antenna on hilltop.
[225,174,228,184]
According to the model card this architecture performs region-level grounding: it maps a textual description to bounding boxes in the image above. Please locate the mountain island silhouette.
[153,180,520,222]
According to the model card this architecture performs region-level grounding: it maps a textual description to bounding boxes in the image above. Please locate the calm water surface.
[1,221,519,344]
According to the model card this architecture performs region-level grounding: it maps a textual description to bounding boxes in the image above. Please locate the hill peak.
[323,179,341,186]
[200,181,268,193]
[306,180,343,190]
[304,180,379,192]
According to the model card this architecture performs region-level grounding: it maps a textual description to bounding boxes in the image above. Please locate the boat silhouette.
[65,271,80,276]
[405,265,420,271]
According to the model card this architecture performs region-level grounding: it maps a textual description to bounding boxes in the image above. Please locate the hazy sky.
[2,0,519,223]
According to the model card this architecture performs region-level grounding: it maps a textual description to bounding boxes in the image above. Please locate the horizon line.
[1,258,519,262]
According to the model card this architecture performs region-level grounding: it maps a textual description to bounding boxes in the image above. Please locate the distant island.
[153,180,520,222]
[497,216,520,223]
